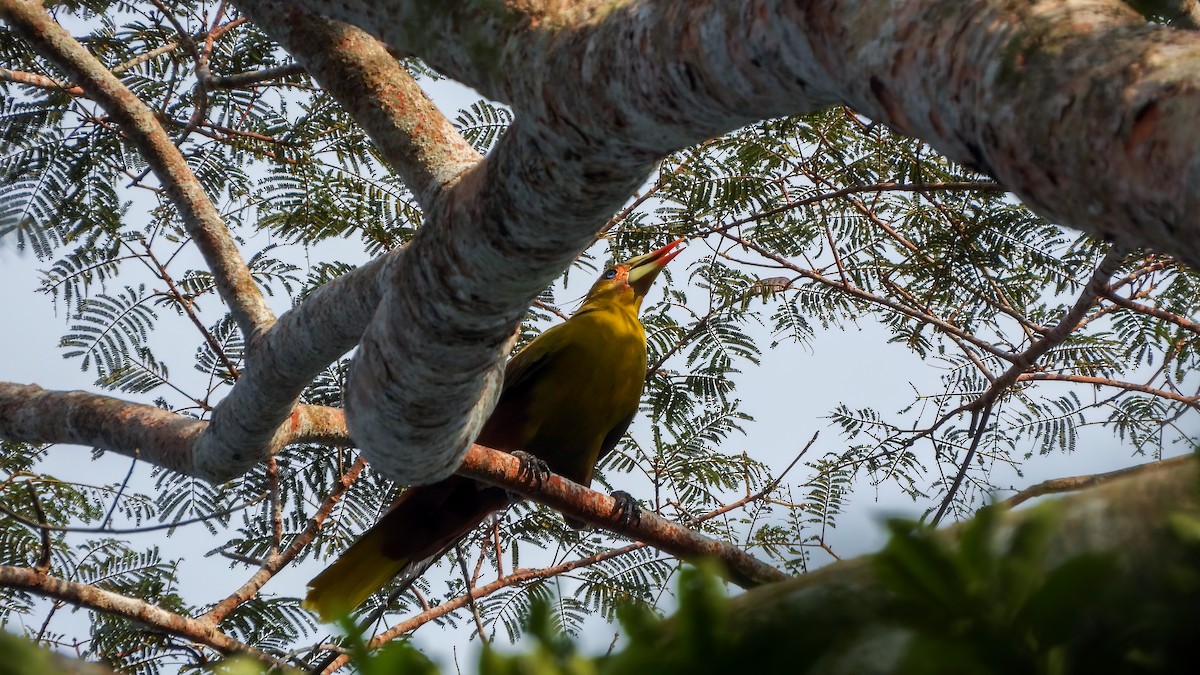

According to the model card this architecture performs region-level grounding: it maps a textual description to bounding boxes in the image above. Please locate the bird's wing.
[497,324,568,397]
[597,410,637,464]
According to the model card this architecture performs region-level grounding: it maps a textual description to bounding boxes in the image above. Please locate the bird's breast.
[490,308,647,480]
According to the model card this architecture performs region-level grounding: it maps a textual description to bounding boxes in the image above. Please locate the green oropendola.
[304,239,685,620]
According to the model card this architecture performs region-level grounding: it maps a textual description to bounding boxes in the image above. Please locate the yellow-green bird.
[305,239,685,620]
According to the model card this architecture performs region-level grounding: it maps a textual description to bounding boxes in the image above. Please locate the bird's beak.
[626,238,685,296]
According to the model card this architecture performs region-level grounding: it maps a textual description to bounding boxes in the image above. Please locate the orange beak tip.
[654,238,686,266]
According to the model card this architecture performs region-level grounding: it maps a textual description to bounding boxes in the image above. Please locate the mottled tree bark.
[261,0,1200,483]
[2,0,1198,493]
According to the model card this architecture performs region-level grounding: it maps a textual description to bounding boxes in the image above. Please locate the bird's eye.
[603,268,617,279]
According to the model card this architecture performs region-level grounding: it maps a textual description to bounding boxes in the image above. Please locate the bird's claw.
[610,490,641,527]
[511,450,551,487]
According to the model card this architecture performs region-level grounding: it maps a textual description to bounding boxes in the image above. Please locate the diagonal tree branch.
[238,2,481,210]
[203,456,369,624]
[0,1,275,337]
[456,444,788,588]
[0,566,287,668]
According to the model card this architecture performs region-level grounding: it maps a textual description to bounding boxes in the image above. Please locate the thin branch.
[1016,372,1200,409]
[0,66,85,95]
[454,542,489,646]
[1002,454,1195,508]
[688,432,819,527]
[24,483,52,573]
[144,241,241,379]
[99,454,139,529]
[203,456,368,624]
[0,566,288,668]
[456,444,788,588]
[209,63,308,89]
[1101,288,1200,337]
[930,402,994,526]
[267,456,283,553]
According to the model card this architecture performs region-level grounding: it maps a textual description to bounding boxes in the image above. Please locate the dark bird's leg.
[609,490,641,527]
[509,450,552,502]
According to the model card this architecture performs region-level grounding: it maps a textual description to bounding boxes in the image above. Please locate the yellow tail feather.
[303,525,409,622]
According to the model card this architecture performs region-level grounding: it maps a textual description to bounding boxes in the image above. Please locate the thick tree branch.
[724,456,1200,674]
[0,382,345,476]
[0,1,275,337]
[237,2,480,210]
[285,0,1200,265]
[340,121,656,483]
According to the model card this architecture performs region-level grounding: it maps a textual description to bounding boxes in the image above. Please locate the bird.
[304,239,685,620]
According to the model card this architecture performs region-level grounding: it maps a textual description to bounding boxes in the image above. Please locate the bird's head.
[580,238,685,313]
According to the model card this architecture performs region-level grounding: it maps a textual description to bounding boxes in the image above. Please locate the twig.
[931,403,994,525]
[100,454,140,530]
[24,483,52,573]
[455,542,489,646]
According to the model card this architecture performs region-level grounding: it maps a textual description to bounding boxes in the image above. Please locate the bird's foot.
[610,490,642,527]
[511,450,551,488]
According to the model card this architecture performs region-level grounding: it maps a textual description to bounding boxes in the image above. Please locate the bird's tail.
[303,523,412,622]
[303,476,510,622]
